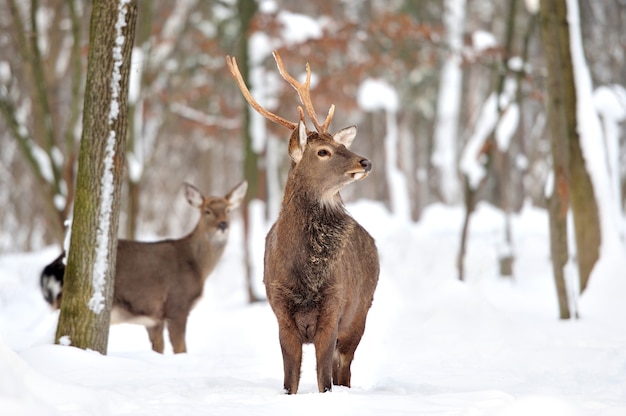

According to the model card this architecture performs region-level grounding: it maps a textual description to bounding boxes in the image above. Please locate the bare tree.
[55,0,137,353]
[0,0,88,245]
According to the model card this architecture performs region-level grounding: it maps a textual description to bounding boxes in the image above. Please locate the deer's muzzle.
[348,158,372,180]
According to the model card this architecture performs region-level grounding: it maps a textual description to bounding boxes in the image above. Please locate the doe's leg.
[146,321,165,354]
[167,316,189,354]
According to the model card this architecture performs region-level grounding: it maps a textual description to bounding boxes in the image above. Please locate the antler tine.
[322,105,335,133]
[226,55,297,131]
[273,51,335,133]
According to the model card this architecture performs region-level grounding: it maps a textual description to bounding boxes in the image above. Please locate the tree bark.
[540,0,573,319]
[236,0,262,303]
[556,0,601,294]
[540,0,601,318]
[55,0,138,354]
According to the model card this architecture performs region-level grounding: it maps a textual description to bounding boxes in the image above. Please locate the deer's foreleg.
[147,321,165,354]
[166,315,189,354]
[314,324,338,393]
[278,323,303,394]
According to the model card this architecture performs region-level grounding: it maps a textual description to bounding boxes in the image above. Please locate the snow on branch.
[460,78,518,189]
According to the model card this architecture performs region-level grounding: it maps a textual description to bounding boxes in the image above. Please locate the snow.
[2,1,625,413]
[357,78,398,113]
[2,201,626,415]
[357,78,409,220]
[567,0,626,322]
[460,78,518,189]
[0,61,11,82]
[277,11,323,46]
[593,85,626,224]
[495,104,519,152]
[524,0,540,14]
[128,47,143,105]
[472,30,498,52]
[87,0,131,314]
[88,128,117,314]
[30,143,54,184]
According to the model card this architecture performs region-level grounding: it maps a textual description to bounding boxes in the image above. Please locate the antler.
[272,51,335,133]
[226,55,298,130]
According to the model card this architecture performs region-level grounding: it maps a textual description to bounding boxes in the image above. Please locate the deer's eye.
[317,149,331,157]
[204,209,213,216]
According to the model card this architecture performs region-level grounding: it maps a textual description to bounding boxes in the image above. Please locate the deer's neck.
[278,181,353,307]
[185,226,227,281]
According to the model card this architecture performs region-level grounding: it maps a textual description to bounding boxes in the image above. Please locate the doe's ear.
[227,180,248,209]
[333,125,357,148]
[183,183,204,208]
[288,120,308,163]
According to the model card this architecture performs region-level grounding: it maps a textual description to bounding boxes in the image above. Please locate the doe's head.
[183,181,248,242]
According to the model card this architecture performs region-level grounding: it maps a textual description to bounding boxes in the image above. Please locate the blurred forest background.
[1,0,625,254]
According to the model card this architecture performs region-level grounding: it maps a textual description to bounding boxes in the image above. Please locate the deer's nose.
[218,221,228,231]
[360,159,372,172]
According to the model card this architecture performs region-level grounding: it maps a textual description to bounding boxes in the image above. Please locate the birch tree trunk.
[432,0,465,204]
[55,0,138,354]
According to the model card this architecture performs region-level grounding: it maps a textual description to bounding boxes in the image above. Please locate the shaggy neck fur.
[279,182,354,309]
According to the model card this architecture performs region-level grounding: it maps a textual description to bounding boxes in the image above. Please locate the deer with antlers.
[227,51,379,394]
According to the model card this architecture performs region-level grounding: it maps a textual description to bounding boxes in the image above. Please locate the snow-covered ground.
[1,201,625,415]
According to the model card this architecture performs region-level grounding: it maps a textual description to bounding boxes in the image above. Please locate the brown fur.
[43,181,247,354]
[110,180,247,353]
[264,122,379,394]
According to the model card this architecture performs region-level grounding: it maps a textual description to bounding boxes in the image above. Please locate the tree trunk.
[494,0,519,278]
[124,0,154,240]
[236,0,262,303]
[540,0,572,319]
[55,0,138,354]
[432,0,466,204]
[557,0,601,294]
[547,173,572,319]
[457,176,477,281]
[540,0,601,317]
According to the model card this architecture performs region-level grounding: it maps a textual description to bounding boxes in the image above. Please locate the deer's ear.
[333,125,357,148]
[184,183,204,208]
[288,120,307,163]
[227,180,248,209]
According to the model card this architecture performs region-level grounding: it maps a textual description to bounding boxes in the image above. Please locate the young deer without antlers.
[227,51,379,394]
[40,181,247,353]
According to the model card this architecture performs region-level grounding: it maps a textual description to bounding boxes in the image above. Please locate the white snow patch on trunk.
[567,0,626,316]
[89,0,130,314]
[566,0,620,248]
[593,85,626,231]
[460,78,517,189]
[31,143,54,183]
